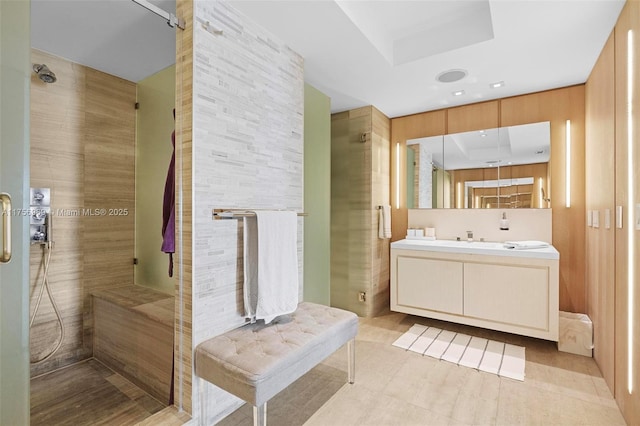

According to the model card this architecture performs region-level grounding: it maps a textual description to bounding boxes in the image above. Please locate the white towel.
[379,205,392,239]
[504,240,550,250]
[243,211,299,324]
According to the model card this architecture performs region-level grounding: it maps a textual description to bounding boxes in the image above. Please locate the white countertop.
[391,239,560,260]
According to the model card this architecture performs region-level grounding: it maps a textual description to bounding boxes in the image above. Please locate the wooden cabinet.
[391,248,559,341]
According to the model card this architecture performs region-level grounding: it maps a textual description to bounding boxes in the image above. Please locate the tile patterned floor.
[30,359,166,426]
[220,310,627,426]
[30,311,627,426]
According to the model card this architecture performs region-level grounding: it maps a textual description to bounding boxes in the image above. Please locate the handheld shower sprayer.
[29,188,64,364]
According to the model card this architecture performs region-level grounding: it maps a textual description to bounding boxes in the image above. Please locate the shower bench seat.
[195,302,358,425]
[92,285,174,404]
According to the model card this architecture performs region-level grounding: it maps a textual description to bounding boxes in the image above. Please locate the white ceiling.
[31,0,624,118]
[31,0,176,83]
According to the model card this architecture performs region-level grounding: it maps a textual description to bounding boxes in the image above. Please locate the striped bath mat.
[392,324,526,381]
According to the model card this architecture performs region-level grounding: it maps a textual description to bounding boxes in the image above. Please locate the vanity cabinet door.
[463,263,549,331]
[397,256,463,314]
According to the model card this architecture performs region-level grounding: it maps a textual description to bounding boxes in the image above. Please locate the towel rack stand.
[212,209,308,220]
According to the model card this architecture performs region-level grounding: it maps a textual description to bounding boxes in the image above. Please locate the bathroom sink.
[391,238,559,260]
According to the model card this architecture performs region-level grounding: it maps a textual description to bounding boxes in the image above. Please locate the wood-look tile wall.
[188,1,304,422]
[93,287,174,404]
[331,106,391,317]
[29,49,136,376]
[371,107,391,316]
[390,86,586,313]
[175,0,193,415]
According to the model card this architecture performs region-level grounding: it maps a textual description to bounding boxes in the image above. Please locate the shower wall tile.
[29,50,136,376]
[330,107,391,318]
[190,1,303,422]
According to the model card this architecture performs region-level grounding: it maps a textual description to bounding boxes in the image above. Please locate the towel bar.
[212,209,308,220]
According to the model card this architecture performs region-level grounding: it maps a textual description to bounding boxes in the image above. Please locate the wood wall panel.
[613,1,640,423]
[585,32,616,394]
[501,85,586,313]
[29,50,136,376]
[446,100,499,134]
[390,86,585,313]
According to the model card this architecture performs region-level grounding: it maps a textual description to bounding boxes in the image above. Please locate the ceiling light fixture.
[490,81,505,89]
[452,90,465,97]
[436,69,468,83]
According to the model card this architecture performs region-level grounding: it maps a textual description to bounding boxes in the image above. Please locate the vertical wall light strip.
[395,142,400,209]
[565,120,571,208]
[627,29,635,395]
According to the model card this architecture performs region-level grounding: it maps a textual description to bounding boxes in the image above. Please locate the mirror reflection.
[407,121,551,209]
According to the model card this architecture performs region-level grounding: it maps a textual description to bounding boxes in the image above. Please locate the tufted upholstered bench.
[195,302,358,425]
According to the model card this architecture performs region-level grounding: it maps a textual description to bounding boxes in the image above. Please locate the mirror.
[406,121,550,209]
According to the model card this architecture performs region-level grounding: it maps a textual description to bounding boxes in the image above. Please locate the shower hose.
[30,241,65,364]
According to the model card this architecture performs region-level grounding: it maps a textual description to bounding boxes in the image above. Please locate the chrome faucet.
[467,230,473,242]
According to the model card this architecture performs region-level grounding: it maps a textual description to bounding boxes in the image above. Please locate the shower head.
[33,64,57,83]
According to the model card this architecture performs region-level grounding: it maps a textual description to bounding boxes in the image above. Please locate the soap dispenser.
[500,212,510,231]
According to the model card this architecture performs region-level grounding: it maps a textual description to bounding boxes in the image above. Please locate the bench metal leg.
[253,402,266,426]
[347,338,355,384]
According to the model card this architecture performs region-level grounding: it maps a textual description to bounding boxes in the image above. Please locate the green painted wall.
[304,84,331,305]
[135,65,175,295]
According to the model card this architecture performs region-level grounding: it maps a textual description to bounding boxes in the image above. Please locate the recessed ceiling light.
[452,90,465,96]
[437,69,468,83]
[490,81,505,89]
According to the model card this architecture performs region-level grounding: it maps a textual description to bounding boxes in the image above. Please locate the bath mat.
[392,324,525,381]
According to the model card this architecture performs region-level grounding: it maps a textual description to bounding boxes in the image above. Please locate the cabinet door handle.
[0,193,11,263]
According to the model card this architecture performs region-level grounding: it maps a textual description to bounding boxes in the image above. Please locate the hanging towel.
[379,205,392,239]
[161,109,175,277]
[243,211,299,324]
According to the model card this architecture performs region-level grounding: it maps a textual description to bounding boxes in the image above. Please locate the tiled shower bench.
[92,285,174,404]
[195,302,358,425]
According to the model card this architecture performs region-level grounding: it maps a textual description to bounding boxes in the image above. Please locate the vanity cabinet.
[397,257,463,314]
[391,241,559,341]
